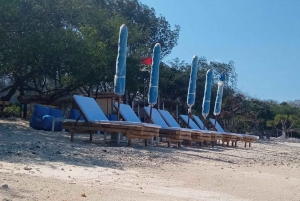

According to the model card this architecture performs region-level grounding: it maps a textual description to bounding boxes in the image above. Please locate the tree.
[92,0,181,58]
[0,0,180,102]
[0,0,92,101]
[267,114,300,138]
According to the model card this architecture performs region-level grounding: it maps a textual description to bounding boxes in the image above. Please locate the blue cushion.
[192,115,208,130]
[30,106,63,131]
[40,115,62,131]
[158,109,180,128]
[209,118,225,132]
[42,115,53,131]
[32,104,50,118]
[49,108,63,118]
[108,114,118,121]
[144,107,169,128]
[73,95,108,122]
[69,109,83,120]
[30,116,43,130]
[49,108,63,131]
[114,102,141,122]
[180,115,200,130]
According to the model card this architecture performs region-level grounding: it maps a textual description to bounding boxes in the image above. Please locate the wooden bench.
[0,101,9,118]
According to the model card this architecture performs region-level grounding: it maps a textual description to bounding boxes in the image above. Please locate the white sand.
[0,119,300,201]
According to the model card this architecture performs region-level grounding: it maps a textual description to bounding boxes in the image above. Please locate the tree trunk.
[281,130,286,138]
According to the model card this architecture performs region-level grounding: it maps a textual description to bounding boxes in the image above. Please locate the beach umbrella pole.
[117,96,121,121]
[149,105,153,123]
[214,115,218,130]
[187,108,191,127]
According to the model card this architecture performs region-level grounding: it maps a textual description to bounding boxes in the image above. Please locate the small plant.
[4,104,20,117]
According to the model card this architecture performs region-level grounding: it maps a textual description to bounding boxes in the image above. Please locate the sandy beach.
[1,119,300,201]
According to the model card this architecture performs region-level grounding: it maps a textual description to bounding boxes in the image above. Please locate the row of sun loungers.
[62,95,258,148]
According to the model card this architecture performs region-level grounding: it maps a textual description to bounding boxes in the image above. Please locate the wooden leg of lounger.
[89,133,93,142]
[249,143,251,148]
[190,141,193,147]
[103,132,107,144]
[222,141,224,147]
[145,139,148,147]
[117,133,120,144]
[212,141,215,148]
[178,142,181,147]
[127,138,131,146]
[231,141,234,146]
[244,142,246,148]
[235,142,237,147]
[199,142,202,147]
[167,141,171,148]
[71,133,74,141]
[227,142,229,146]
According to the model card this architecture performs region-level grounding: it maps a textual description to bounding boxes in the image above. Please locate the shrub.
[4,104,20,118]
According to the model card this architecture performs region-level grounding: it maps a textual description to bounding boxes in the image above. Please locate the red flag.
[141,57,152,65]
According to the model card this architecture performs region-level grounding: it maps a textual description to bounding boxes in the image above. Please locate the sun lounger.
[113,102,160,146]
[179,115,221,147]
[144,107,192,147]
[209,118,258,147]
[190,115,228,145]
[208,118,243,146]
[193,115,240,146]
[158,110,209,147]
[62,95,160,146]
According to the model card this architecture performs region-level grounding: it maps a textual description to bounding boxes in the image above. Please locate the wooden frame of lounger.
[241,135,258,147]
[189,130,211,147]
[223,134,257,147]
[178,115,217,147]
[158,127,191,147]
[63,121,159,146]
[143,108,192,147]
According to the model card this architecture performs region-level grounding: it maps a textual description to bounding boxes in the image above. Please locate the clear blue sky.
[139,0,300,103]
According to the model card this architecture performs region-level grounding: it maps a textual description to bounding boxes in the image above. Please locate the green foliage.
[0,0,180,102]
[4,104,20,117]
[93,0,180,58]
[267,114,300,130]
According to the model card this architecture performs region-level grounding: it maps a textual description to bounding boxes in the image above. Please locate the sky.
[139,0,300,103]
